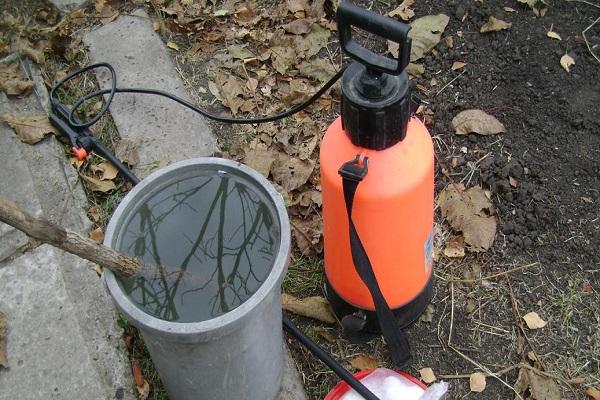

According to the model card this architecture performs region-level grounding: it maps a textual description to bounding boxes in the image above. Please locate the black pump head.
[337,2,413,150]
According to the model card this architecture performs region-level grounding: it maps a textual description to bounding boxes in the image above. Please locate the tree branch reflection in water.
[117,173,279,322]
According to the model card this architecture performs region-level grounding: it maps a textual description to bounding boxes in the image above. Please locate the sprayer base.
[325,274,433,342]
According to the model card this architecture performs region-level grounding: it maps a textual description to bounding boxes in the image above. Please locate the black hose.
[50,62,347,127]
[283,314,381,400]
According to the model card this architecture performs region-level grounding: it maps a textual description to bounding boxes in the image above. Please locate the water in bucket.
[115,170,281,322]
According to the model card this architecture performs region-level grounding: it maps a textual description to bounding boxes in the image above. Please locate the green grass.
[283,253,325,296]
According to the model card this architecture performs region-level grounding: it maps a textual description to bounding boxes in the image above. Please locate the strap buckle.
[338,155,369,182]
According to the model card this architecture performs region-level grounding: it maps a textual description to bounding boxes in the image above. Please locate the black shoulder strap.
[338,155,412,367]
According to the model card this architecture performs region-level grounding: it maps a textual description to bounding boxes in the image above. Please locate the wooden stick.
[0,198,142,277]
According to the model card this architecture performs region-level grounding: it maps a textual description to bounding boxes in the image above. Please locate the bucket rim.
[103,157,291,338]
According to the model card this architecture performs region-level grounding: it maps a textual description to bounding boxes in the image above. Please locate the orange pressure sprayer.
[321,3,435,366]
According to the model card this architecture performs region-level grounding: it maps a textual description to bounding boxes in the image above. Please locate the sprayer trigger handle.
[337,1,411,75]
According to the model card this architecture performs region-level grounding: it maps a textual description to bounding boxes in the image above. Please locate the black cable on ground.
[50,62,347,128]
[283,314,381,400]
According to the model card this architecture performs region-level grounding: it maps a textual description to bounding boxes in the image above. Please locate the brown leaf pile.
[145,0,339,254]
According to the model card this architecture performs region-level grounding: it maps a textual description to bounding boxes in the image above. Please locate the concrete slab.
[0,246,114,400]
[0,68,136,399]
[0,96,41,262]
[84,9,217,178]
[48,0,89,15]
[279,345,308,400]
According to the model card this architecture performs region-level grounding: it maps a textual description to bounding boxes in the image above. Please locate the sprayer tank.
[320,117,434,310]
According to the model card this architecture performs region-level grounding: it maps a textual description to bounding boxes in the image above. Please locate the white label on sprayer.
[424,230,434,274]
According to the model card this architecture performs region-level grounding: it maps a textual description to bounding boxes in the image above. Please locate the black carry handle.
[337,1,412,75]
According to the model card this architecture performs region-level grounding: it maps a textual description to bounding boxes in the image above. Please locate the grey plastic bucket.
[103,158,291,400]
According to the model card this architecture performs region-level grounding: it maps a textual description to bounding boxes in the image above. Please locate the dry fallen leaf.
[420,367,436,383]
[132,359,144,386]
[565,377,585,385]
[470,372,486,392]
[560,54,575,73]
[95,0,106,12]
[480,16,512,33]
[282,293,336,323]
[292,214,323,254]
[215,74,245,114]
[287,0,309,15]
[81,174,117,192]
[97,2,119,24]
[349,355,379,371]
[387,0,415,21]
[407,62,425,76]
[504,6,517,12]
[284,18,313,35]
[295,24,330,59]
[444,235,465,258]
[408,14,450,61]
[451,61,466,70]
[514,367,561,400]
[69,157,84,170]
[444,35,453,48]
[452,109,506,136]
[297,59,336,82]
[0,311,8,368]
[419,304,434,323]
[586,387,600,400]
[243,147,277,177]
[438,184,497,252]
[0,114,58,144]
[91,162,119,180]
[89,227,105,243]
[137,379,150,400]
[11,37,45,64]
[547,31,562,40]
[88,206,101,223]
[271,154,315,191]
[166,41,180,51]
[0,63,35,96]
[523,311,547,329]
[228,45,254,61]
